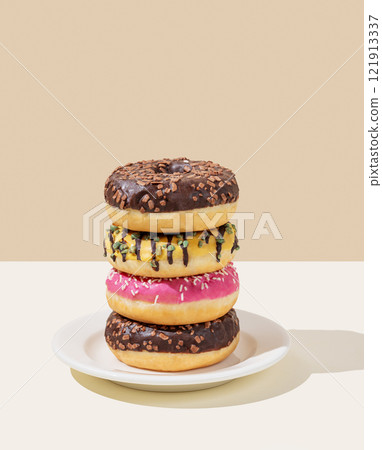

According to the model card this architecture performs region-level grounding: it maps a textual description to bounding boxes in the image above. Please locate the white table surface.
[0,261,363,450]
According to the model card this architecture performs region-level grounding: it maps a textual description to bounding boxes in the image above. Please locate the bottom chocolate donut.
[105,310,240,372]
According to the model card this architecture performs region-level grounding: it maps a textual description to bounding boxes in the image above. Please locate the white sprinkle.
[179,284,183,292]
[154,295,159,304]
[181,293,184,301]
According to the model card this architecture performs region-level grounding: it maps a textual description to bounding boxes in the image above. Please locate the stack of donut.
[103,158,240,371]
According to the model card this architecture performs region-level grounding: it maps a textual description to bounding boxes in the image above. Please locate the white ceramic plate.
[52,309,290,392]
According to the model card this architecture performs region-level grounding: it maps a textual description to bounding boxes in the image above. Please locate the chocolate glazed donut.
[105,310,240,371]
[104,158,239,233]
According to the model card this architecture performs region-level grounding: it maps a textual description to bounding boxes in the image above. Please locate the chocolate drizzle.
[105,309,240,354]
[150,238,159,272]
[121,228,128,262]
[132,233,142,261]
[109,230,116,261]
[216,225,226,262]
[166,235,174,264]
[180,241,189,266]
[105,224,239,272]
[231,234,238,254]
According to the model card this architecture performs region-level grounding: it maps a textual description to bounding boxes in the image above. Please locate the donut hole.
[167,159,192,174]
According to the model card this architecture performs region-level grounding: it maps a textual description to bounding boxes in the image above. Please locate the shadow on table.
[71,329,363,408]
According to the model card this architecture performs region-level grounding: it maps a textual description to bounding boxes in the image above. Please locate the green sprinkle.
[198,240,203,248]
[119,243,128,250]
[112,242,121,250]
[120,249,128,254]
[110,225,118,232]
[176,234,183,240]
[129,245,136,254]
[225,224,233,234]
[216,238,225,244]
[167,244,175,251]
[154,237,160,242]
[235,245,240,251]
[177,240,183,246]
[131,233,140,240]
[182,240,189,247]
[231,224,237,232]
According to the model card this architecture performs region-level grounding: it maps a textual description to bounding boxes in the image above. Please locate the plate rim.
[52,309,290,386]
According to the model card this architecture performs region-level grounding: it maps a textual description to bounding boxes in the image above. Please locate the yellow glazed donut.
[103,223,239,278]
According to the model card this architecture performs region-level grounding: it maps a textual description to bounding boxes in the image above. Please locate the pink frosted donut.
[106,262,239,325]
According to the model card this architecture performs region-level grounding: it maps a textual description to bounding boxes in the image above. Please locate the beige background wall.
[0,1,363,261]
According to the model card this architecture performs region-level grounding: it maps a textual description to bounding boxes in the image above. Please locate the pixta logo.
[83,204,283,246]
